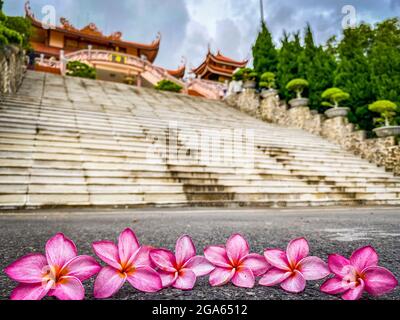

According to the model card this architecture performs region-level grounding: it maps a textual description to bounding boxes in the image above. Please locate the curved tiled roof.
[167,64,186,79]
[192,50,248,77]
[25,1,160,63]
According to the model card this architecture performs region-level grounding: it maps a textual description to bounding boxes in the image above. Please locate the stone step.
[0,126,342,153]
[0,142,381,165]
[1,188,398,203]
[0,158,393,178]
[4,181,400,194]
[0,105,341,138]
[0,137,369,164]
[2,195,400,209]
[0,152,385,173]
[1,71,399,209]
[1,173,399,187]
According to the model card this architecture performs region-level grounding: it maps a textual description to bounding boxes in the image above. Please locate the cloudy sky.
[4,0,400,70]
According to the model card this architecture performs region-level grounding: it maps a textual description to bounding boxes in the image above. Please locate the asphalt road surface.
[0,207,399,300]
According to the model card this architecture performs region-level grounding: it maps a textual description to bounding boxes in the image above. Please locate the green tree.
[252,21,278,74]
[369,18,400,107]
[299,24,336,111]
[334,23,375,130]
[276,31,304,101]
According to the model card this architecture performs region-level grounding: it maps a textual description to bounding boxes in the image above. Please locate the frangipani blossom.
[260,238,330,293]
[4,233,100,300]
[150,235,215,290]
[92,228,162,299]
[204,234,271,288]
[321,246,398,300]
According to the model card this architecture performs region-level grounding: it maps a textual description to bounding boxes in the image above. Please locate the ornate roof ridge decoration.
[59,17,79,32]
[24,1,160,53]
[80,23,103,38]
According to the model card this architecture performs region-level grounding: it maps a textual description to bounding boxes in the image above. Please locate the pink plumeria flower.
[204,234,271,288]
[150,235,215,290]
[321,246,398,300]
[260,238,330,293]
[92,228,162,299]
[4,233,100,300]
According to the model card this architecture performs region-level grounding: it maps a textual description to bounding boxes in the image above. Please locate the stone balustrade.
[225,89,400,176]
[0,45,26,96]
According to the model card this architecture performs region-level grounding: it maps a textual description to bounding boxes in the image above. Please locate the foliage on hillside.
[253,18,400,132]
[0,3,31,49]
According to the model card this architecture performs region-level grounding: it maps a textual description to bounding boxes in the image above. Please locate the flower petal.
[298,256,330,281]
[363,266,398,296]
[241,253,271,276]
[259,268,292,287]
[184,256,215,277]
[118,228,140,266]
[51,276,84,301]
[209,267,236,287]
[63,255,101,281]
[92,241,121,270]
[342,279,365,300]
[328,254,351,277]
[286,238,309,267]
[158,270,178,288]
[175,235,196,267]
[232,267,255,289]
[4,254,47,284]
[10,283,50,301]
[94,266,126,299]
[129,246,152,267]
[281,270,306,293]
[45,233,77,268]
[173,269,197,290]
[204,245,231,268]
[226,234,250,265]
[264,249,290,270]
[127,266,162,293]
[350,246,379,273]
[150,249,177,272]
[320,277,348,295]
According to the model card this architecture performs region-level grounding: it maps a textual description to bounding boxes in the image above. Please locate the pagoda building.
[186,49,248,99]
[192,49,248,83]
[24,1,185,86]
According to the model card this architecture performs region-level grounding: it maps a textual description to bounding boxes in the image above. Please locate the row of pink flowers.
[4,229,398,300]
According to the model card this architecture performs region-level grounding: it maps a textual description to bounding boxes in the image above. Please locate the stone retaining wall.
[0,45,26,97]
[225,90,400,176]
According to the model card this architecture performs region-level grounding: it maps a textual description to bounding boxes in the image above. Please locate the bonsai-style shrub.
[155,79,183,93]
[286,78,309,99]
[259,72,276,90]
[369,100,399,127]
[236,68,258,82]
[66,61,96,79]
[321,88,350,108]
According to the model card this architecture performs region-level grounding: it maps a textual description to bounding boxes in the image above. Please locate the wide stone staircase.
[1,71,400,209]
